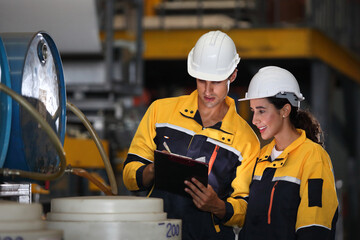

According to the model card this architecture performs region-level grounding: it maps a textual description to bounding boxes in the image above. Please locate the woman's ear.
[281,103,292,118]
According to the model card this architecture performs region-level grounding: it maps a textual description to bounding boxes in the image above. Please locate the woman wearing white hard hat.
[238,66,338,240]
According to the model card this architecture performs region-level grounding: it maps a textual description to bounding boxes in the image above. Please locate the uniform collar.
[179,90,238,134]
[258,129,307,162]
[179,90,198,118]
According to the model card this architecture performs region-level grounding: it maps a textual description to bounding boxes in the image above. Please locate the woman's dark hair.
[267,97,324,147]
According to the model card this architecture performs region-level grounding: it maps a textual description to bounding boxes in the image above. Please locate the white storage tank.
[0,200,62,240]
[46,196,182,240]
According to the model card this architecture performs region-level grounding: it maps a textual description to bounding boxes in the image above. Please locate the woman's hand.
[184,177,226,219]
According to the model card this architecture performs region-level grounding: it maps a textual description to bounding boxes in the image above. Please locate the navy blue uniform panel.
[242,167,301,240]
[154,126,193,156]
[154,125,241,200]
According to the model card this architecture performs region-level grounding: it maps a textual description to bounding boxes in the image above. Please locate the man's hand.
[142,163,155,187]
[184,177,226,219]
[142,150,168,187]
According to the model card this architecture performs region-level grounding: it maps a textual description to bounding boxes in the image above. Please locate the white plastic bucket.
[46,196,182,240]
[0,200,63,240]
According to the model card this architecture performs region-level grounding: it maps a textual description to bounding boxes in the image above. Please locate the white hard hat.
[187,30,240,81]
[238,66,305,107]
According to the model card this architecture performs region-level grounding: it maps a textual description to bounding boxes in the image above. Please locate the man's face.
[196,79,229,109]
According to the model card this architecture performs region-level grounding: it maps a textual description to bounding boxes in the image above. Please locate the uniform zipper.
[267,181,278,224]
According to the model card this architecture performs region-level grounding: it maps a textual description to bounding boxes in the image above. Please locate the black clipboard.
[154,150,208,197]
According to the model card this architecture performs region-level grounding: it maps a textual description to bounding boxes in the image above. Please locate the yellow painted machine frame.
[64,135,109,168]
[108,28,360,84]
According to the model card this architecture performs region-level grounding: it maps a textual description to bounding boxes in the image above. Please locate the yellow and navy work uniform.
[123,91,259,240]
[241,129,338,240]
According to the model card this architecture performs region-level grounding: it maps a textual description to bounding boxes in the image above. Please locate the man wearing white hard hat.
[123,30,259,239]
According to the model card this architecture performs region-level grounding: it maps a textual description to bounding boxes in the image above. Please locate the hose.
[0,82,118,195]
[66,167,114,196]
[66,102,118,195]
[0,83,66,181]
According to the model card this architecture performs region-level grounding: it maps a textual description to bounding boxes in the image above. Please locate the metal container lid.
[50,196,164,214]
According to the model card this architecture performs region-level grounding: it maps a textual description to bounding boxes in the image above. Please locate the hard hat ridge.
[187,30,240,81]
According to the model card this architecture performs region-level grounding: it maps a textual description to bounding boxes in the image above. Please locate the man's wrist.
[213,199,226,219]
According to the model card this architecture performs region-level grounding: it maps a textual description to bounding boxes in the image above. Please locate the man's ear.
[229,69,238,83]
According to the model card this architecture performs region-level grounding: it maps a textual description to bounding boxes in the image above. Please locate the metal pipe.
[135,0,144,89]
[105,0,115,85]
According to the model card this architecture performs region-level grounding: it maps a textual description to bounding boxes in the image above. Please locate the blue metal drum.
[0,38,12,168]
[0,32,66,174]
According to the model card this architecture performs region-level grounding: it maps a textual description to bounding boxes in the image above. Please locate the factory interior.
[0,0,359,239]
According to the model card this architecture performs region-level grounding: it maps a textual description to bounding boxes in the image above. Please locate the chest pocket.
[154,124,194,156]
[273,180,300,211]
[201,128,234,145]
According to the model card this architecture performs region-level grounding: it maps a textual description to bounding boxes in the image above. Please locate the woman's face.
[250,98,285,140]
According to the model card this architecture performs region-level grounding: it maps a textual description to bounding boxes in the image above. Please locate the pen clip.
[163,141,172,153]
